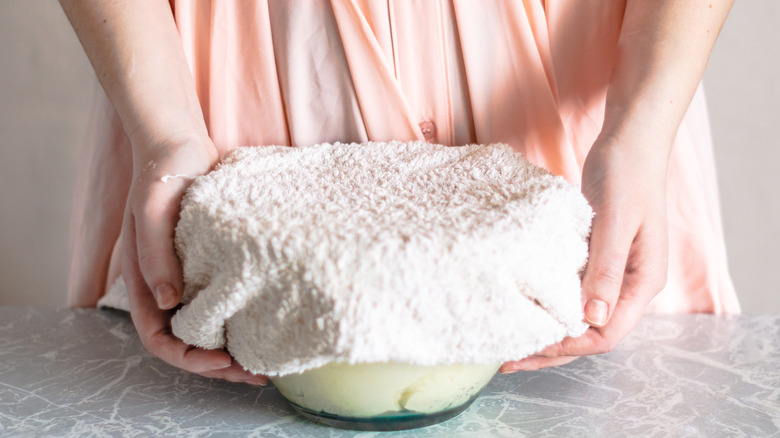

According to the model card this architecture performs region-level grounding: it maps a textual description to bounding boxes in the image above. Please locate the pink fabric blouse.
[68,0,740,314]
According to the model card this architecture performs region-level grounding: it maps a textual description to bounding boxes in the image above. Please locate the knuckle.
[653,270,668,292]
[225,374,245,384]
[624,265,667,298]
[140,332,164,356]
[594,340,613,355]
[139,199,169,224]
[591,263,624,287]
[179,349,197,368]
[592,333,616,355]
[181,348,218,375]
[137,250,165,273]
[134,185,176,218]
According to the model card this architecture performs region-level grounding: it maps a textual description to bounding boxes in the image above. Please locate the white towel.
[103,141,592,376]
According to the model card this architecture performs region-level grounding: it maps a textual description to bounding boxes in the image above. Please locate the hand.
[500,133,669,372]
[121,129,268,385]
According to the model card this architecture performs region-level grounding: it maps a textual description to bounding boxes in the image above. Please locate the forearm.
[602,0,733,150]
[59,0,208,145]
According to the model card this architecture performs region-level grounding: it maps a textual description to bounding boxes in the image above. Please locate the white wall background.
[1,1,92,307]
[1,1,778,312]
[703,1,780,314]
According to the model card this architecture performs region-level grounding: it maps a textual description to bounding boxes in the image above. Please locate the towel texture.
[104,141,593,376]
[171,141,593,376]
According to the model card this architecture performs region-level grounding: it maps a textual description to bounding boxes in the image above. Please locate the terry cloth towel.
[102,141,593,377]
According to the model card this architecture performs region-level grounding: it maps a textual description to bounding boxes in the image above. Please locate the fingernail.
[154,283,177,309]
[248,376,269,386]
[584,299,608,327]
[211,358,233,370]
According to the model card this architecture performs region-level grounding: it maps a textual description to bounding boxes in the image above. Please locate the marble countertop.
[0,308,777,437]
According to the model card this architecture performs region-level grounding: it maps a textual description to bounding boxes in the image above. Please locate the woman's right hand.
[121,129,269,385]
[58,0,267,385]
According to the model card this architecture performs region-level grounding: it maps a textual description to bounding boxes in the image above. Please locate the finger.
[135,180,189,309]
[200,361,270,386]
[524,299,644,360]
[554,294,646,357]
[501,279,650,368]
[499,356,579,373]
[536,341,564,357]
[123,210,234,374]
[580,207,634,328]
[552,222,667,357]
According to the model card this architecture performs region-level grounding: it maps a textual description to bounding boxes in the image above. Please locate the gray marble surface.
[0,308,777,437]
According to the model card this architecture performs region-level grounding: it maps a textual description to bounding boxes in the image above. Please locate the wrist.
[588,125,672,181]
[601,94,681,147]
[597,100,678,166]
[124,104,208,142]
[129,124,218,173]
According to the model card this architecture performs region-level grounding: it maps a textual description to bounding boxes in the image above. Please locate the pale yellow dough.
[271,362,500,418]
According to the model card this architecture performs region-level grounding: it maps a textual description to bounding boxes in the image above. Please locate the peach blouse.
[68,0,740,314]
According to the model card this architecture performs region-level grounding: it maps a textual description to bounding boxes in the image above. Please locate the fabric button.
[419,121,437,143]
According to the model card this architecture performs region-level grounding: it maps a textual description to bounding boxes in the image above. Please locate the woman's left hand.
[501,0,735,373]
[500,131,670,373]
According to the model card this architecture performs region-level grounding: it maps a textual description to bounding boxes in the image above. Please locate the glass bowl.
[270,361,500,431]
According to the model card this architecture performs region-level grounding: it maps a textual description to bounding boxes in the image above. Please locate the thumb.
[134,182,187,310]
[580,210,632,328]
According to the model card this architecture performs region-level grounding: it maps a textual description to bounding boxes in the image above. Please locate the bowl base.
[286,394,480,431]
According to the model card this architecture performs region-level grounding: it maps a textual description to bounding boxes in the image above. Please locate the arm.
[502,0,733,371]
[60,0,266,385]
[60,0,207,146]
